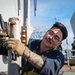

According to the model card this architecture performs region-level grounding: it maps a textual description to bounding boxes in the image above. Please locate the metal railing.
[67,49,75,69]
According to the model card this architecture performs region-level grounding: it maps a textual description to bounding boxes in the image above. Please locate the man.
[71,40,75,55]
[3,22,68,75]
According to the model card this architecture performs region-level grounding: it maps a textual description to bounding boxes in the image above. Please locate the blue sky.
[30,0,75,49]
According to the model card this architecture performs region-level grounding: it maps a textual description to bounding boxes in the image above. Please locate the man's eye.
[54,36,59,41]
[49,31,54,35]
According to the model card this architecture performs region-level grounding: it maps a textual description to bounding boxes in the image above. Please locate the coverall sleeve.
[0,47,8,56]
[39,52,64,75]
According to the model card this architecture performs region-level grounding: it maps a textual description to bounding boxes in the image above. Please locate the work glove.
[3,38,26,56]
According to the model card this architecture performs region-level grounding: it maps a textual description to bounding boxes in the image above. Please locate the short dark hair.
[51,22,68,40]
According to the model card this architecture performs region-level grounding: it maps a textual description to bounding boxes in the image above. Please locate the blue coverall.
[22,40,65,75]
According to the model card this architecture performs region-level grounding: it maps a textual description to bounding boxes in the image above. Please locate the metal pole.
[23,0,33,45]
[66,39,70,67]
[23,0,30,27]
[8,17,21,75]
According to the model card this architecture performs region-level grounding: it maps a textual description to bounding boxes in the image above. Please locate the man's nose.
[48,34,53,39]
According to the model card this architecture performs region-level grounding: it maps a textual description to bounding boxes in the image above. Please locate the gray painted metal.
[8,17,21,75]
[70,12,75,38]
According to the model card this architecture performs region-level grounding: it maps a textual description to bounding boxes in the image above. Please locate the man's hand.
[3,38,25,56]
[3,38,44,69]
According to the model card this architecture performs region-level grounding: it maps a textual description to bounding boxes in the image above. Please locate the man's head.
[51,22,68,40]
[42,22,68,49]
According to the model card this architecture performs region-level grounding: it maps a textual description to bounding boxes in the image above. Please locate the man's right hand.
[3,38,25,56]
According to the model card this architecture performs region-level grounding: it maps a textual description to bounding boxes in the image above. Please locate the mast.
[23,0,33,44]
[8,0,33,75]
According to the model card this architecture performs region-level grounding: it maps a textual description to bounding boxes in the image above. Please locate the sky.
[30,0,75,49]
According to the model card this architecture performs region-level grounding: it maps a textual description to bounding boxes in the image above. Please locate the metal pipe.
[23,0,30,27]
[8,17,21,75]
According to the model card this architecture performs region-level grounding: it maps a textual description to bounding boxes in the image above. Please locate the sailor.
[71,40,75,56]
[2,22,68,75]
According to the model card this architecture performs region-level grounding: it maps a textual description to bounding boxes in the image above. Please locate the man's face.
[42,27,63,48]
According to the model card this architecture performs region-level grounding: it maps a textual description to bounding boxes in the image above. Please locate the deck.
[58,61,75,75]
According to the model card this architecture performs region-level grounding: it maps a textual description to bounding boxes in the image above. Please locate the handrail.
[66,49,75,69]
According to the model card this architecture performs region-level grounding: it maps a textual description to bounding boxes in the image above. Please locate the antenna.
[34,0,37,16]
[18,0,21,16]
[54,16,57,22]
